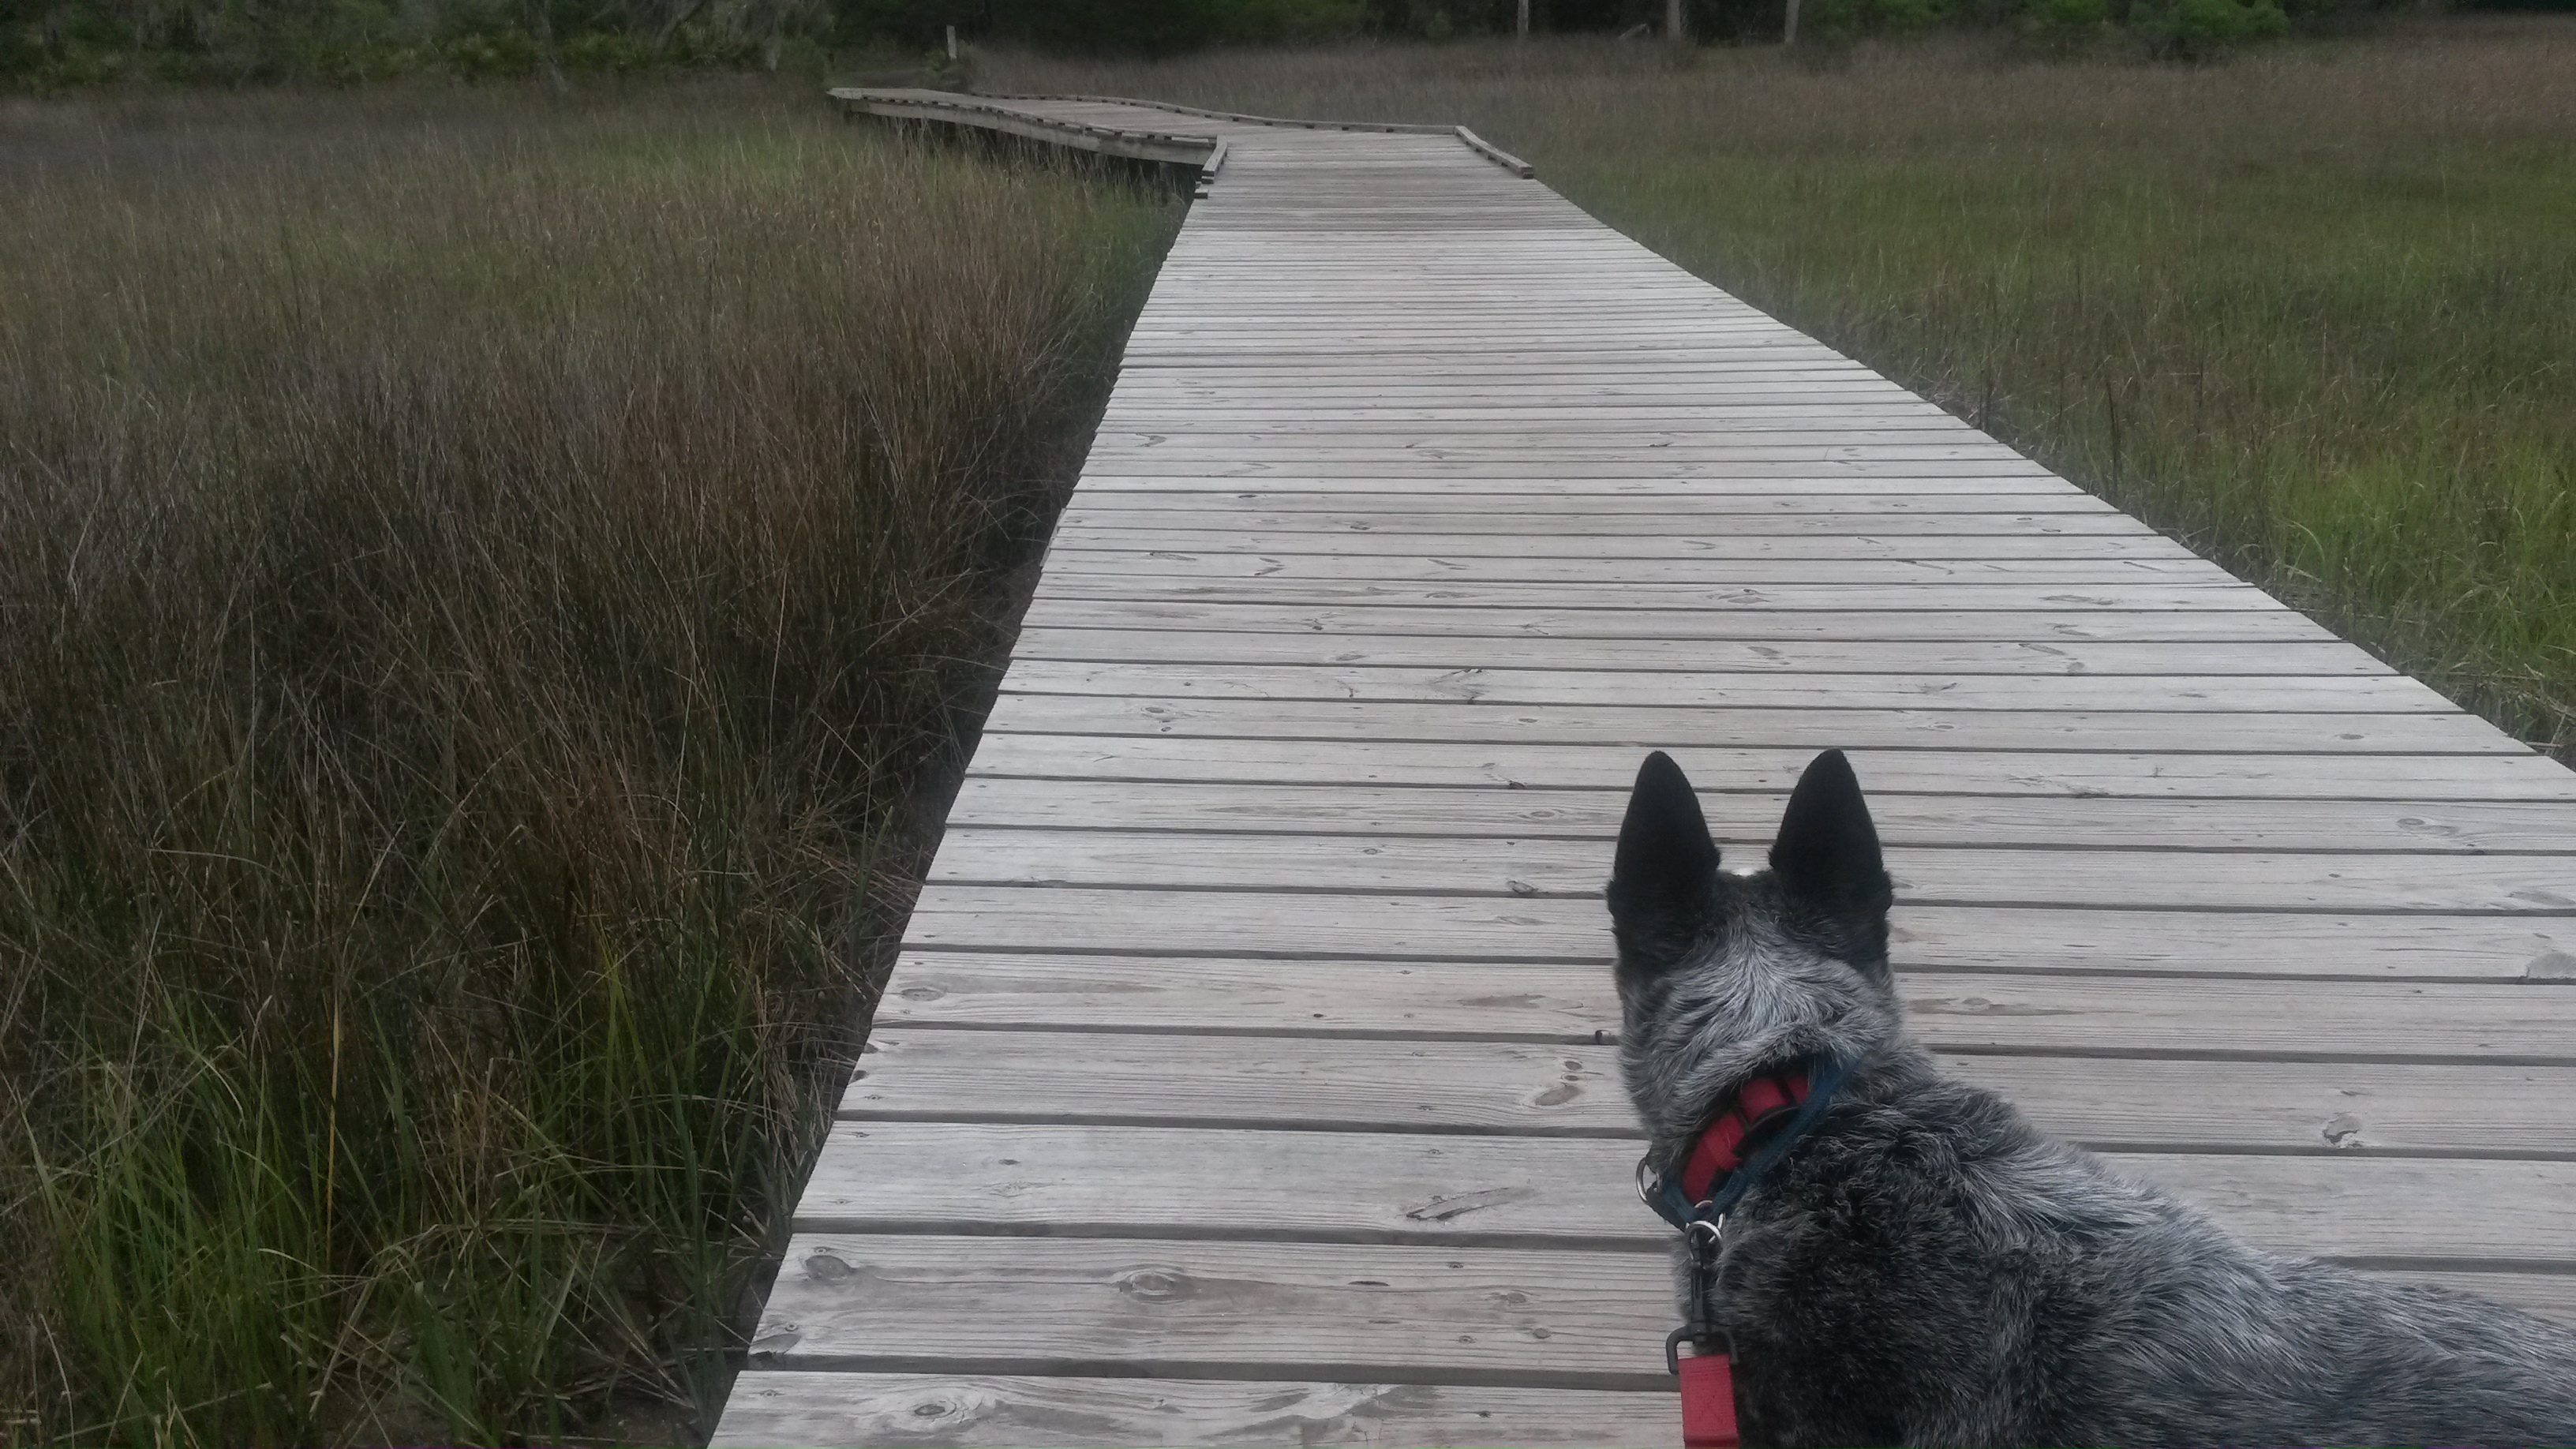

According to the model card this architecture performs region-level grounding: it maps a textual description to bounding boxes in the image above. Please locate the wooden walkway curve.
[713,90,2576,1447]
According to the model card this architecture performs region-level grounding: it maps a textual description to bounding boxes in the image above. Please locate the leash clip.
[1665,1323,1732,1375]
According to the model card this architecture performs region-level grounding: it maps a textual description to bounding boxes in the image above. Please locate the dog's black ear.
[1608,751,1720,962]
[1770,750,1893,929]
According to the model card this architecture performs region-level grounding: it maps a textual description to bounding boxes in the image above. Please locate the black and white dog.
[1608,748,2576,1447]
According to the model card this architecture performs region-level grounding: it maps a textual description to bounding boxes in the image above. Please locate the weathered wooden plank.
[1083,448,2045,471]
[1069,475,2092,497]
[975,693,2525,754]
[877,950,1617,1039]
[996,660,2446,713]
[1029,576,2278,610]
[901,887,2576,980]
[1092,405,1957,425]
[1025,597,2338,642]
[1036,554,2234,585]
[875,960,2576,1057]
[1017,599,2339,643]
[935,781,2576,861]
[1050,507,2153,536]
[1061,496,2120,522]
[1121,349,1874,361]
[1084,444,2036,465]
[1060,507,2140,534]
[1009,629,2383,676]
[1088,430,2005,452]
[778,1133,2576,1264]
[1094,394,1945,410]
[846,1030,2576,1151]
[792,1122,1646,1242]
[750,1234,1674,1383]
[1046,532,2195,561]
[961,736,2576,799]
[1073,461,2067,481]
[712,1372,1680,1449]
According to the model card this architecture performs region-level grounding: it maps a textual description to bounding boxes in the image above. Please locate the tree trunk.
[652,0,711,54]
[1666,0,1687,40]
[530,0,570,92]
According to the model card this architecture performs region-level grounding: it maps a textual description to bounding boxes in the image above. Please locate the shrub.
[560,28,654,70]
[667,19,758,65]
[437,24,539,76]
[1226,0,1369,41]
[1799,0,1953,41]
[2137,0,2289,54]
[2018,0,2107,50]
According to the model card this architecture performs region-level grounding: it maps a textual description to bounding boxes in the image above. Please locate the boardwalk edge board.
[711,90,2576,1448]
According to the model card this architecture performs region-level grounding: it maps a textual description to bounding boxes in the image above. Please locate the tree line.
[3,0,2499,97]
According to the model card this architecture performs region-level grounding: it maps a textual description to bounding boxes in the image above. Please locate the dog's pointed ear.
[1770,750,1893,925]
[1608,751,1720,960]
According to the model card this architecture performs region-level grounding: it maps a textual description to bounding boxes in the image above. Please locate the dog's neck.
[1647,1032,1934,1167]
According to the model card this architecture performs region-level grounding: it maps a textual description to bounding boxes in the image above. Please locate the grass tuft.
[0,76,1174,1445]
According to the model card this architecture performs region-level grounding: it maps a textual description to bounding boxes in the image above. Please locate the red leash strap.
[1678,1346,1740,1448]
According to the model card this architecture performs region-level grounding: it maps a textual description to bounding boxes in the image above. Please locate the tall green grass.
[985,20,2576,748]
[0,78,1174,1444]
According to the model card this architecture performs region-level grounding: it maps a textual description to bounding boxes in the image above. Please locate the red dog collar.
[1678,1069,1814,1203]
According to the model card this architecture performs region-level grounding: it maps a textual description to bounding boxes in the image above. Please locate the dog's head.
[1606,749,1909,1146]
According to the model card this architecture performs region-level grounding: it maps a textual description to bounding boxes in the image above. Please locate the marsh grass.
[0,77,1174,1445]
[987,21,2576,747]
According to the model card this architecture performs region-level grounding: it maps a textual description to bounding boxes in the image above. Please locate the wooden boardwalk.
[712,92,2576,1447]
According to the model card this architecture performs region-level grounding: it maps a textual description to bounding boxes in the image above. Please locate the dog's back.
[1608,750,2576,1447]
[1725,1059,2576,1447]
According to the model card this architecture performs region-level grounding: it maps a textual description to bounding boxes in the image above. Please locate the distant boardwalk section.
[713,89,2576,1448]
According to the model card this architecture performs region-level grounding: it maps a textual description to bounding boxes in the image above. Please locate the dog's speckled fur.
[1608,748,2576,1447]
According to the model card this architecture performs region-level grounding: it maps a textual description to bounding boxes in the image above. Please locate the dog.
[1608,748,2576,1447]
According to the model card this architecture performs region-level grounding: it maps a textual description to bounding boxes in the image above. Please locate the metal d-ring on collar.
[1637,1158,1731,1245]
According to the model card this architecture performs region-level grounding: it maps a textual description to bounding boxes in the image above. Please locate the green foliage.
[2136,0,2288,54]
[1800,0,1952,40]
[438,25,540,76]
[998,0,1231,54]
[1227,0,1370,40]
[668,18,761,64]
[560,28,655,69]
[2019,0,2107,43]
